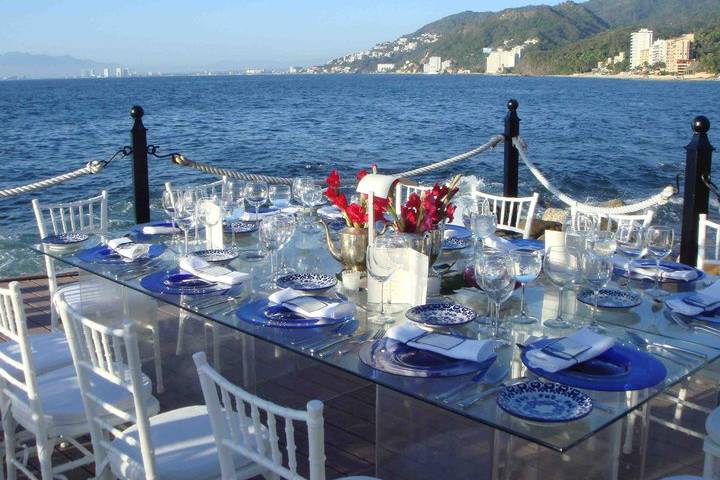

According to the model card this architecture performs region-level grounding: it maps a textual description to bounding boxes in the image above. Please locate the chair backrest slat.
[698,213,720,270]
[194,352,327,480]
[570,205,654,233]
[476,191,539,239]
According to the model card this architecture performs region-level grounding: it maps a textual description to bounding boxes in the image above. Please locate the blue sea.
[1,74,719,277]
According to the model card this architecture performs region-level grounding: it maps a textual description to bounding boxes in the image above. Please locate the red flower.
[334,193,348,210]
[446,203,456,223]
[346,203,367,226]
[356,168,368,181]
[326,169,341,189]
[324,186,337,201]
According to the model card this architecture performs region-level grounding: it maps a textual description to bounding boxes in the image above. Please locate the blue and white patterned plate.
[444,224,473,239]
[496,381,593,422]
[442,237,471,251]
[235,298,350,328]
[405,303,476,327]
[577,288,642,309]
[140,270,230,296]
[193,249,239,264]
[276,273,337,291]
[42,232,89,245]
[223,221,258,234]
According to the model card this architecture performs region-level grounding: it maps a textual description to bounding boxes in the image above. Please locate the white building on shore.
[376,63,395,73]
[630,29,654,68]
[485,46,524,73]
[423,56,442,74]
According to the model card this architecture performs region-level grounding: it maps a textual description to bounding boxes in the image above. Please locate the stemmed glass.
[476,250,514,345]
[259,214,297,290]
[228,181,247,251]
[509,249,543,324]
[293,176,324,229]
[473,244,498,325]
[580,252,613,328]
[244,182,269,258]
[616,222,646,291]
[587,230,617,258]
[543,246,581,329]
[174,191,195,258]
[196,198,221,246]
[162,190,180,247]
[269,185,292,209]
[471,199,496,247]
[646,225,675,300]
[366,235,406,324]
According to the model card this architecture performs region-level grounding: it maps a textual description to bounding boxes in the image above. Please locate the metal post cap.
[507,99,519,110]
[130,105,144,118]
[692,116,710,134]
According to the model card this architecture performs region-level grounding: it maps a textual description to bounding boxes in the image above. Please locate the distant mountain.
[0,52,114,79]
[320,0,720,74]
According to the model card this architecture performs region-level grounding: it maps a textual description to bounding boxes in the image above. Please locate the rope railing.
[0,147,132,198]
[512,136,676,215]
[168,134,505,184]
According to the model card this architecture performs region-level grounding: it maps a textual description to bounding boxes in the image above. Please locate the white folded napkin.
[666,281,720,317]
[483,234,513,252]
[107,238,151,260]
[524,327,615,373]
[613,256,698,281]
[268,288,355,319]
[385,322,497,363]
[239,208,280,221]
[142,224,180,235]
[178,256,248,285]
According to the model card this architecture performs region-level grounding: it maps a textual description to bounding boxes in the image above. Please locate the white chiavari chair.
[570,205,654,233]
[0,288,158,480]
[475,191,539,239]
[61,295,259,480]
[194,352,380,480]
[32,191,108,330]
[164,176,228,200]
[698,214,720,273]
[393,183,431,215]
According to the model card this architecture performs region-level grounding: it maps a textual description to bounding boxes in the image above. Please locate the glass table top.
[31,226,720,452]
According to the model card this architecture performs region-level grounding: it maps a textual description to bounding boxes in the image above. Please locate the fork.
[458,376,531,409]
[320,327,387,358]
[670,312,720,336]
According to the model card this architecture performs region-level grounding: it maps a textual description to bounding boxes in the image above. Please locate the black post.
[680,116,714,266]
[130,105,150,224]
[503,99,520,198]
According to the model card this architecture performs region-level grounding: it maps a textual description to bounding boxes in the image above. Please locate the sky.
[0,0,563,72]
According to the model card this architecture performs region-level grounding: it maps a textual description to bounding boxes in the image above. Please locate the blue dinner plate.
[405,303,476,327]
[235,298,351,328]
[520,338,667,391]
[42,232,89,245]
[130,221,181,242]
[509,238,544,251]
[614,260,704,283]
[76,244,166,264]
[442,237,471,250]
[276,273,337,291]
[665,292,720,324]
[576,288,642,309]
[140,270,230,296]
[359,337,495,377]
[223,221,258,234]
[497,381,593,422]
[193,249,239,264]
[444,224,472,239]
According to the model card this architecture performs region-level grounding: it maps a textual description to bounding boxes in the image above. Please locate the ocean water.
[1,74,719,277]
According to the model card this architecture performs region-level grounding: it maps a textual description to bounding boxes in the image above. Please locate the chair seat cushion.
[109,405,254,480]
[10,365,157,433]
[707,406,720,444]
[0,331,72,379]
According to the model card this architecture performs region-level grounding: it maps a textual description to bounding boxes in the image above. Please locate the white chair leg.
[44,256,59,331]
[208,323,221,371]
[36,436,56,480]
[175,311,187,356]
[150,324,164,394]
[674,381,689,423]
[2,413,16,480]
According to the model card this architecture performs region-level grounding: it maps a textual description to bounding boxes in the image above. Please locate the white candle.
[368,191,375,246]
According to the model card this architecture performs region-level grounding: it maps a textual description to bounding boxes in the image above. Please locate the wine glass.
[646,225,675,300]
[245,182,269,257]
[273,213,297,279]
[174,191,195,258]
[616,222,646,291]
[196,198,221,246]
[476,250,514,345]
[162,189,180,246]
[587,230,617,258]
[259,214,296,290]
[366,235,406,324]
[509,249,543,324]
[543,246,581,329]
[580,252,613,328]
[269,184,292,209]
[473,244,500,324]
[471,199,496,247]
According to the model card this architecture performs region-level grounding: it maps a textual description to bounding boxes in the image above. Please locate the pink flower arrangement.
[389,175,461,234]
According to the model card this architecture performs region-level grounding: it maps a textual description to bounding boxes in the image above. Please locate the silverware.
[670,312,720,336]
[317,330,373,357]
[458,375,529,409]
[321,327,387,358]
[625,331,706,360]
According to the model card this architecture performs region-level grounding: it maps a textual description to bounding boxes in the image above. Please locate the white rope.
[513,136,676,215]
[0,161,105,198]
[394,135,504,177]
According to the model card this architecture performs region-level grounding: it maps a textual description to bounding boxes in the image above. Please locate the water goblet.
[244,182,269,258]
[645,225,674,300]
[616,222,646,291]
[471,202,497,247]
[580,251,613,328]
[174,192,195,258]
[543,246,581,329]
[509,249,543,324]
[162,189,180,247]
[273,213,297,282]
[259,215,296,290]
[366,234,406,324]
[196,198,222,246]
[269,184,292,209]
[476,250,514,345]
[473,244,500,324]
[588,230,617,258]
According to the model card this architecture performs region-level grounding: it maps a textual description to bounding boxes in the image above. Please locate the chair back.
[32,191,108,238]
[570,206,654,232]
[394,183,431,215]
[165,177,228,199]
[476,191,539,239]
[193,352,327,480]
[0,282,45,434]
[698,213,720,271]
[56,290,158,479]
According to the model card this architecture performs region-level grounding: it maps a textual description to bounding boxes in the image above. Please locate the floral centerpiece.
[388,174,461,233]
[324,164,389,228]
